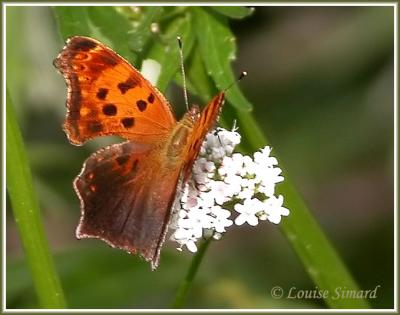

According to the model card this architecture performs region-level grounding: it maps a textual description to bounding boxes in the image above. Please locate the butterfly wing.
[182,92,225,182]
[54,36,176,145]
[75,141,181,269]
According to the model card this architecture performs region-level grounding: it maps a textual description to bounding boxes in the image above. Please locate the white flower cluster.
[170,127,289,253]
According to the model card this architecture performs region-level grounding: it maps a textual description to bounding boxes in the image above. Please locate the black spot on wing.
[99,54,118,66]
[118,77,139,94]
[69,38,97,52]
[87,121,103,133]
[121,117,135,128]
[97,88,108,100]
[147,93,155,104]
[136,100,147,112]
[116,155,129,166]
[102,104,117,116]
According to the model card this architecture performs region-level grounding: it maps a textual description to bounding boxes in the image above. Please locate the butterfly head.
[178,104,201,127]
[189,104,201,118]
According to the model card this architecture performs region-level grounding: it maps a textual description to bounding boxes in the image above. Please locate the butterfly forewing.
[54,36,176,145]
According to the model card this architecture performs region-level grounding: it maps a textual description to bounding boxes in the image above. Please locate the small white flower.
[237,187,254,200]
[234,198,263,226]
[254,147,278,166]
[193,158,215,174]
[223,174,243,196]
[240,155,254,176]
[222,129,241,146]
[197,191,217,209]
[180,185,199,210]
[173,227,192,240]
[204,132,220,150]
[179,208,213,237]
[258,183,275,198]
[263,195,290,224]
[210,147,226,161]
[185,239,198,253]
[240,178,256,189]
[207,180,232,205]
[210,206,233,233]
[219,154,244,177]
[193,171,210,185]
[172,227,198,252]
[256,167,284,195]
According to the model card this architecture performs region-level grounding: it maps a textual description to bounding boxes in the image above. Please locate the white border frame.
[2,2,398,313]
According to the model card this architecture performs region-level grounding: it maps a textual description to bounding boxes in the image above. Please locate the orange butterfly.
[54,36,224,270]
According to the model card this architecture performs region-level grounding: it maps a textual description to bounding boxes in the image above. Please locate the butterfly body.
[54,36,224,269]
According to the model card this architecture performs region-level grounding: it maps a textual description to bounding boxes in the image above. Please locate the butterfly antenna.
[232,119,238,132]
[177,36,189,111]
[224,71,248,92]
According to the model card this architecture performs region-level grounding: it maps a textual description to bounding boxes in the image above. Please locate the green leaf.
[147,13,194,92]
[193,8,252,111]
[210,6,254,19]
[6,91,66,309]
[53,7,92,39]
[87,7,137,63]
[185,47,217,102]
[126,7,164,54]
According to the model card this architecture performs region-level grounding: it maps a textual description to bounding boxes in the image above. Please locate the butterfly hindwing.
[75,141,181,269]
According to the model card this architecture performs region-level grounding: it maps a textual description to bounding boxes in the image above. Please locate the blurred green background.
[6,6,394,309]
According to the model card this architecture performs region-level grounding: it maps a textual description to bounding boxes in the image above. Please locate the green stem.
[236,111,370,309]
[171,237,212,308]
[6,91,67,308]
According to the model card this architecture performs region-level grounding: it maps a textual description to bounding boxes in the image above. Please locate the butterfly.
[53,36,225,270]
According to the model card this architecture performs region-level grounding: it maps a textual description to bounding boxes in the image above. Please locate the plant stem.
[6,91,67,308]
[236,110,370,308]
[171,237,212,308]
